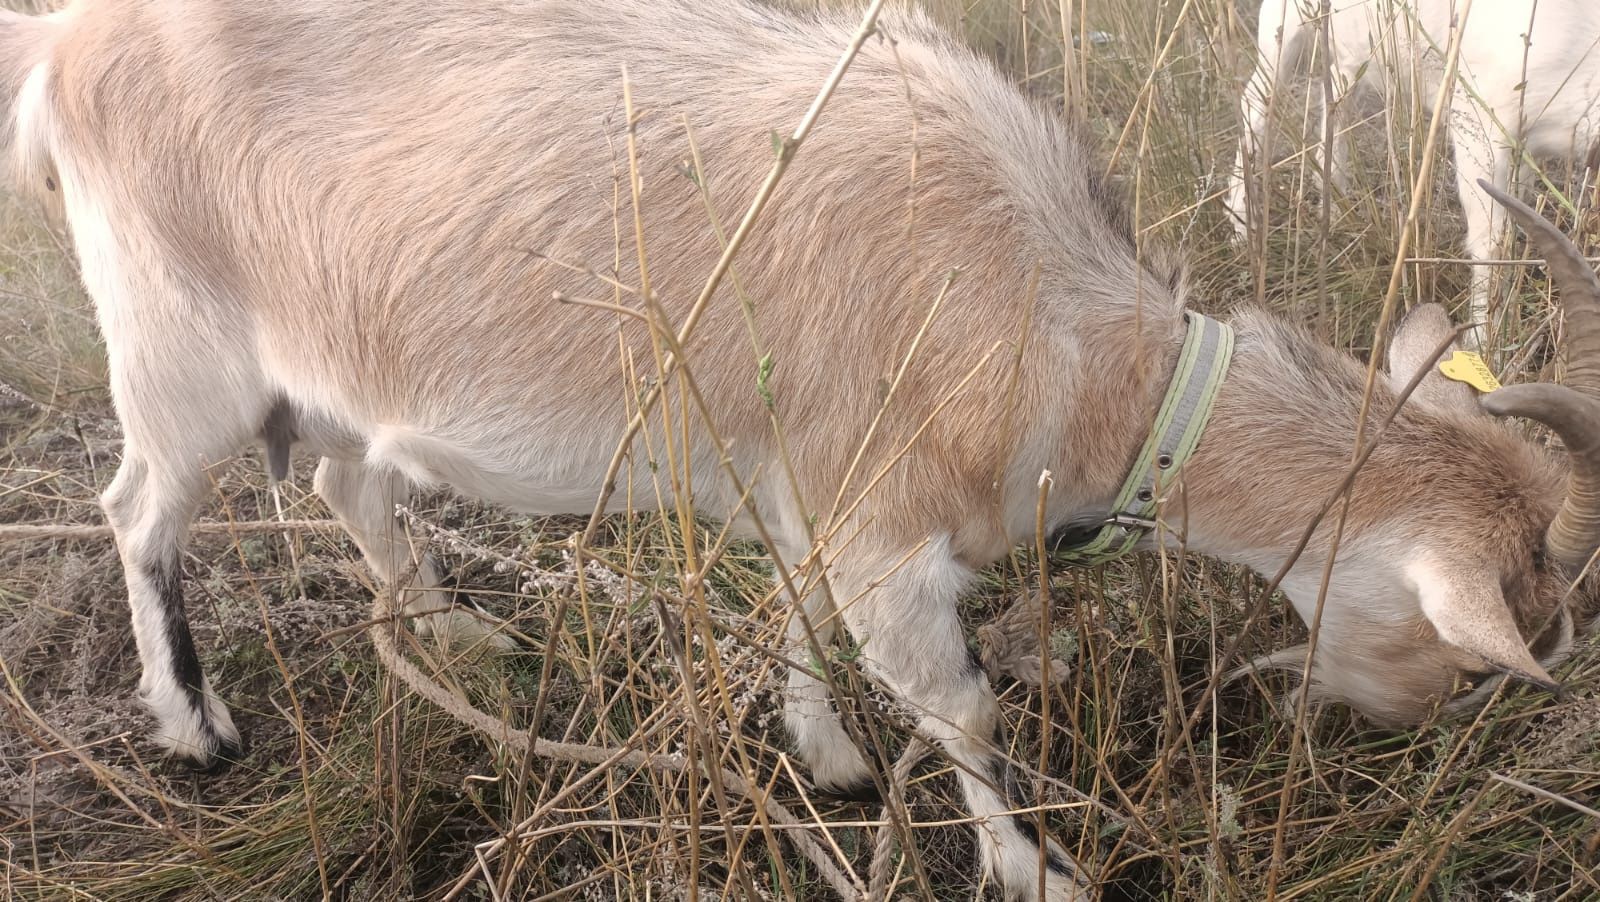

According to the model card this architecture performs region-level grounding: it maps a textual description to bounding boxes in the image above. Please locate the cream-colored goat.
[3,1,1597,899]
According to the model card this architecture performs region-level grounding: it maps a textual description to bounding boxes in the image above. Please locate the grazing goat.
[1224,0,1600,334]
[2,1,1595,898]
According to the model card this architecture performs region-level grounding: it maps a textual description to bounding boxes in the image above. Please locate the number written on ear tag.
[1439,350,1502,393]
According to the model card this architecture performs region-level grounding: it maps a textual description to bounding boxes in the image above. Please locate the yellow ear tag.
[1438,350,1502,393]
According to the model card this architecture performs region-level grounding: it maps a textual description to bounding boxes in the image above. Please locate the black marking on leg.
[988,752,1072,875]
[966,642,985,678]
[152,557,207,715]
[985,752,1024,806]
[1008,815,1074,876]
[153,557,246,770]
[986,753,1010,789]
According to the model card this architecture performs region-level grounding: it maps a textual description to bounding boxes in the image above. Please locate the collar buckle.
[1105,512,1159,531]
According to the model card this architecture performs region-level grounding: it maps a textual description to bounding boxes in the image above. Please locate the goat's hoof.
[190,734,247,775]
[815,776,880,805]
[795,734,879,802]
[414,606,518,652]
[147,681,246,774]
[166,724,247,774]
[996,852,1096,901]
[986,812,1096,900]
[811,738,883,803]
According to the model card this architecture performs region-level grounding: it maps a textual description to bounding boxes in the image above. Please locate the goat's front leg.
[1226,4,1312,242]
[1226,63,1274,242]
[313,457,513,649]
[1317,82,1352,199]
[833,535,1091,900]
[1451,104,1512,343]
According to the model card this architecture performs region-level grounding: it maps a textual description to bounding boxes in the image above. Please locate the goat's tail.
[1,8,63,203]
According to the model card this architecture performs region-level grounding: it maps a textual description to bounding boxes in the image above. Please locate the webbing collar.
[1051,311,1234,566]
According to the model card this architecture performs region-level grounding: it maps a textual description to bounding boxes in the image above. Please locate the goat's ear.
[1386,305,1483,416]
[1408,559,1558,690]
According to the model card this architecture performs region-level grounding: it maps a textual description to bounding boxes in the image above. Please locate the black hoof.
[815,777,881,805]
[191,753,234,776]
[178,732,248,776]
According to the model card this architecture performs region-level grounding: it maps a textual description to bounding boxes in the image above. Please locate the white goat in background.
[1225,0,1600,335]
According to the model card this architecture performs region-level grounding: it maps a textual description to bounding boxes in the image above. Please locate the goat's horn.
[1475,179,1600,398]
[1476,180,1600,567]
[1482,383,1600,568]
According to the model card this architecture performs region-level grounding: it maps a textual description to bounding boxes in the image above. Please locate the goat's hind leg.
[780,570,878,800]
[98,344,267,768]
[105,449,248,769]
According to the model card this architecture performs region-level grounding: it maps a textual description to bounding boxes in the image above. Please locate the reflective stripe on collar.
[1052,311,1234,566]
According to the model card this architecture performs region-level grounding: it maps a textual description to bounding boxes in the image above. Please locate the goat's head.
[1196,184,1599,724]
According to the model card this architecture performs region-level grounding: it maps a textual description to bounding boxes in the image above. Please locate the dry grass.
[3,0,1599,900]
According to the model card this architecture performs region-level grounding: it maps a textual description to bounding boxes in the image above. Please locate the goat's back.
[15,0,1180,530]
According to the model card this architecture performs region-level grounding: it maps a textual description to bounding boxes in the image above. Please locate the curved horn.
[1482,383,1600,567]
[1475,179,1600,399]
[1477,181,1600,567]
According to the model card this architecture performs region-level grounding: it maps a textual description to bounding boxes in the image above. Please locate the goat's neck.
[1170,315,1415,571]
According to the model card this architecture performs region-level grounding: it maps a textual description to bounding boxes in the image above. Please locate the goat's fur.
[1225,0,1600,335]
[2,1,1592,898]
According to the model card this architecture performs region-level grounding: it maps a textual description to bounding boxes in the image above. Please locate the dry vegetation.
[3,0,1598,899]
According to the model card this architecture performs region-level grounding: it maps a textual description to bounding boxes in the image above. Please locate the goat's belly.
[365,422,734,518]
[1519,113,1599,160]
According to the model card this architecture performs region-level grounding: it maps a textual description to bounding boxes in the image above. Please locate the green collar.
[1051,311,1234,566]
